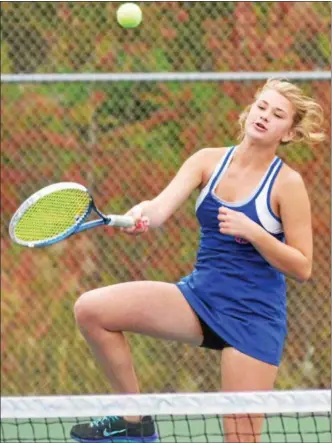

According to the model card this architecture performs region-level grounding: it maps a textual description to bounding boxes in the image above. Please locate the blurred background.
[1,2,330,396]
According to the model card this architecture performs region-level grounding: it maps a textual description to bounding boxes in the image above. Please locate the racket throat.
[92,203,109,224]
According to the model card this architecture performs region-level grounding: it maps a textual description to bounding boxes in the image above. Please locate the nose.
[260,113,269,122]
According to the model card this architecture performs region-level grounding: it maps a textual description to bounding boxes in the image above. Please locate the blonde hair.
[238,78,325,145]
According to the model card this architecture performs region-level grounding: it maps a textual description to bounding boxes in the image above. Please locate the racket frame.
[10,182,136,248]
[9,182,93,248]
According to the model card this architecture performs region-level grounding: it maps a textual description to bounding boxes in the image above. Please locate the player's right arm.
[123,148,216,233]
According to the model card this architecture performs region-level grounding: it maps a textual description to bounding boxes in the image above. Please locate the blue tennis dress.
[176,146,287,366]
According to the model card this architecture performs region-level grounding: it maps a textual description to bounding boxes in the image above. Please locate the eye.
[275,114,283,119]
[257,105,265,110]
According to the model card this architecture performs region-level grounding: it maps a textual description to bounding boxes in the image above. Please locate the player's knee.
[74,292,99,331]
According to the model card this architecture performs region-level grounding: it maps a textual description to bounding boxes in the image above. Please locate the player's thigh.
[74,281,203,346]
[220,348,279,443]
[221,347,278,391]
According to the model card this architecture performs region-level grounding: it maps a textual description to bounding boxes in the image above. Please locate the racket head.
[9,182,92,248]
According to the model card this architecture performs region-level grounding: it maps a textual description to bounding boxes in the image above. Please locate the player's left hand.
[217,206,258,241]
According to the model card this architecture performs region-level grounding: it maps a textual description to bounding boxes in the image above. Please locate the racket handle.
[106,215,135,228]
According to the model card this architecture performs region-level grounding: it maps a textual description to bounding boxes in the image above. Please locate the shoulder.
[277,162,307,191]
[191,147,230,186]
[275,162,310,207]
[189,147,229,162]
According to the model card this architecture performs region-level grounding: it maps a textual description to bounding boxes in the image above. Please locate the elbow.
[295,263,312,282]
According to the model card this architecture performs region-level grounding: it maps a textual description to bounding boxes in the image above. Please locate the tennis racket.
[9,182,136,248]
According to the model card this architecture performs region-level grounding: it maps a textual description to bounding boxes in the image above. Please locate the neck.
[234,138,278,168]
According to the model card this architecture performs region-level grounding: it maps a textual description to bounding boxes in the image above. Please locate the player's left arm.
[250,170,313,281]
[218,168,313,281]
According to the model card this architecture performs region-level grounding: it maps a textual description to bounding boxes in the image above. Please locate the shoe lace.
[90,416,120,428]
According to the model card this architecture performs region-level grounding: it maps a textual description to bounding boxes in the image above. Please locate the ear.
[281,129,294,143]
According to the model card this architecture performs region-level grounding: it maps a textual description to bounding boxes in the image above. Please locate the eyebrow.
[259,100,288,114]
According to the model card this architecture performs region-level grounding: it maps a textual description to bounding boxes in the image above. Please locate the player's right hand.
[121,205,150,235]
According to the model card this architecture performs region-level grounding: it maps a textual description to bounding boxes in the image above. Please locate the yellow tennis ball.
[116,3,142,29]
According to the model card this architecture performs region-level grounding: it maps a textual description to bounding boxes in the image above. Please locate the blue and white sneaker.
[70,415,158,442]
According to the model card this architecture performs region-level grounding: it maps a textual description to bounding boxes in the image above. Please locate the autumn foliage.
[1,2,330,394]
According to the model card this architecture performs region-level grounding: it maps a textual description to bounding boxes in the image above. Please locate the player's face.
[245,89,295,145]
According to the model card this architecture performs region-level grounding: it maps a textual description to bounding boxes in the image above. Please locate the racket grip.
[106,215,135,228]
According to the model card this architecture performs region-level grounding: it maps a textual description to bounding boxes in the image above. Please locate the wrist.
[247,222,264,243]
[134,201,150,215]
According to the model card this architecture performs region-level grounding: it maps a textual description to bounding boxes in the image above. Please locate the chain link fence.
[1,2,330,396]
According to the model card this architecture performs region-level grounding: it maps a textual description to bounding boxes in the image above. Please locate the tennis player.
[70,79,324,443]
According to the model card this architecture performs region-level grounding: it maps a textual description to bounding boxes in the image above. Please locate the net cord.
[2,390,330,419]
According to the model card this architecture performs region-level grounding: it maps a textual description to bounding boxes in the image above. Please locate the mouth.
[253,122,268,132]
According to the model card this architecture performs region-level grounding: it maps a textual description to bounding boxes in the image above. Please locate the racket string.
[14,189,91,242]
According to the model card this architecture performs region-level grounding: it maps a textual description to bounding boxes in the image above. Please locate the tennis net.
[1,389,330,442]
